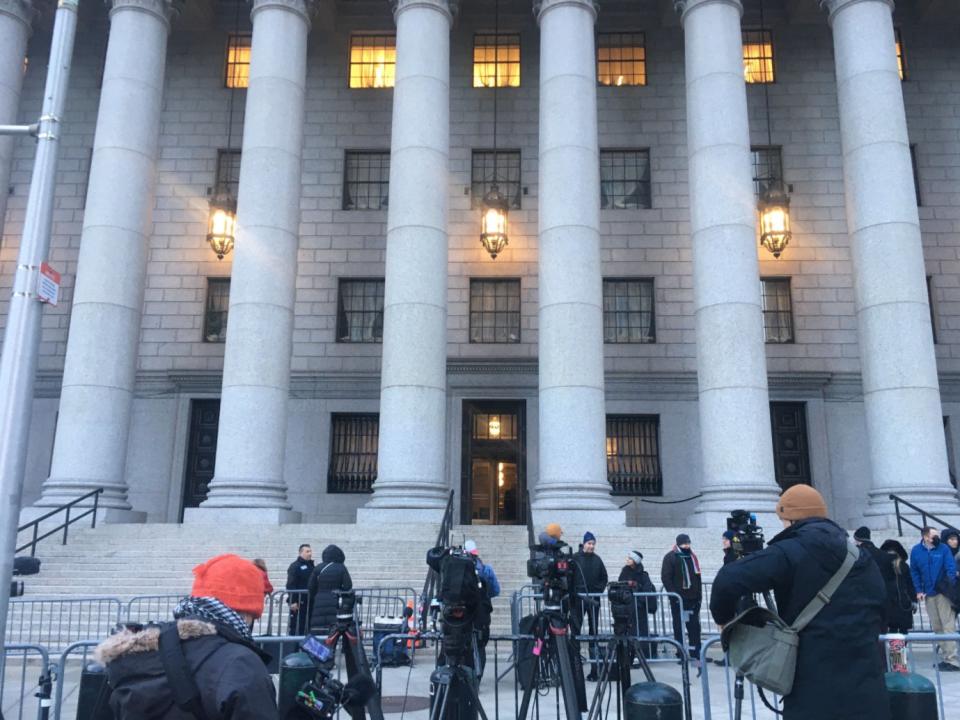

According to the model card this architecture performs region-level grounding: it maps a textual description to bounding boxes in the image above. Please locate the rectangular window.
[927,275,938,344]
[750,146,783,198]
[603,278,655,343]
[328,414,379,493]
[343,151,390,210]
[225,33,252,89]
[349,34,396,89]
[606,415,662,496]
[742,29,775,84]
[597,32,646,87]
[473,33,521,88]
[204,278,230,343]
[337,279,385,343]
[770,402,812,490]
[469,279,521,344]
[761,278,794,344]
[910,144,921,207]
[895,28,907,81]
[471,150,521,209]
[600,149,652,209]
[215,149,241,198]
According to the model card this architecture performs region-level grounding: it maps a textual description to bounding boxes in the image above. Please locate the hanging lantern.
[758,184,792,259]
[480,184,509,259]
[207,192,237,260]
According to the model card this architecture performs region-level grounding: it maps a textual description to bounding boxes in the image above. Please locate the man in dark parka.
[709,485,890,720]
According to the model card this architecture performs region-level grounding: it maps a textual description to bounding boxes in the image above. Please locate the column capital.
[820,0,893,23]
[251,0,319,25]
[533,0,598,23]
[107,0,182,29]
[0,0,34,30]
[390,0,458,24]
[673,0,742,21]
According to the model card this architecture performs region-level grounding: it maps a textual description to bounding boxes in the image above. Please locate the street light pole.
[0,0,79,654]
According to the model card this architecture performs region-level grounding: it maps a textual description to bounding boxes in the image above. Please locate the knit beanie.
[628,551,643,565]
[776,484,828,521]
[854,526,871,542]
[191,554,265,618]
[583,531,596,544]
[676,533,691,546]
[464,539,479,556]
[545,523,563,539]
[722,530,736,541]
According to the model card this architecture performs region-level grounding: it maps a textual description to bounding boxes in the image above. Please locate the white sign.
[37,262,61,306]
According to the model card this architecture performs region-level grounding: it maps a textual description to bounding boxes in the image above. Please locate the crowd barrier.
[0,644,54,720]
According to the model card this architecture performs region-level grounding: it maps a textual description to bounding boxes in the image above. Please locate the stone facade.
[1,0,959,528]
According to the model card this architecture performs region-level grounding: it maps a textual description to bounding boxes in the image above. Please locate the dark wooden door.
[461,401,526,525]
[181,399,220,518]
[770,402,812,490]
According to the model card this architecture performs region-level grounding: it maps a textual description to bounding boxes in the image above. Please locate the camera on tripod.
[606,581,635,627]
[295,635,375,719]
[526,541,574,609]
[726,509,765,558]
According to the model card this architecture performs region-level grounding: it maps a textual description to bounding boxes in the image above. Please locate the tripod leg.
[516,643,540,720]
[627,639,655,684]
[455,668,490,720]
[430,679,450,720]
[345,628,385,720]
[586,640,617,720]
[554,632,583,720]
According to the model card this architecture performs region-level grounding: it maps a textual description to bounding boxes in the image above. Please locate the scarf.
[173,596,253,640]
[671,545,701,591]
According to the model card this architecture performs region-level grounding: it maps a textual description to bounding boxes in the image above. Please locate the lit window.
[895,28,906,81]
[328,414,379,493]
[471,150,521,209]
[337,279,385,343]
[750,146,783,197]
[606,415,662,496]
[761,278,793,344]
[600,149,652,209]
[473,33,520,88]
[742,30,774,84]
[225,33,251,89]
[597,32,646,87]
[204,278,230,343]
[470,279,521,344]
[343,151,390,210]
[603,279,655,344]
[349,34,396,89]
[473,413,518,440]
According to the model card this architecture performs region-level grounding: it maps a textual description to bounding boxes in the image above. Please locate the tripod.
[586,619,655,720]
[322,613,385,720]
[430,609,489,720]
[517,601,585,720]
[731,591,776,720]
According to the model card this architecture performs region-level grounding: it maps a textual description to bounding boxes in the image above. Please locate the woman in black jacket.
[880,539,917,633]
[308,544,353,632]
[618,551,658,658]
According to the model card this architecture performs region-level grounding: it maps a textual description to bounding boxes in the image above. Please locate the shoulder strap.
[791,540,859,632]
[158,622,210,720]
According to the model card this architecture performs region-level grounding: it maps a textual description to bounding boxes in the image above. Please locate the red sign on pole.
[37,262,61,306]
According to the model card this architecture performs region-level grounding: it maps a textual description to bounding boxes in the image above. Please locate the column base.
[861,486,960,532]
[687,485,783,530]
[355,507,447,525]
[182,507,301,525]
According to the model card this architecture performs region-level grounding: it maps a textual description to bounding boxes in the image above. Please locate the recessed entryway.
[461,400,526,525]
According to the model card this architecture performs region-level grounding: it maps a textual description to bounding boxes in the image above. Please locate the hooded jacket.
[910,539,957,596]
[308,544,353,631]
[93,618,277,719]
[710,517,889,720]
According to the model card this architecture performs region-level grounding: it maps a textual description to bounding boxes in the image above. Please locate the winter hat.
[854,526,871,542]
[676,533,691,546]
[464,539,479,556]
[776,484,828,521]
[583,531,597,544]
[191,554,265,618]
[628,551,643,565]
[880,539,908,562]
[545,523,563,539]
[722,530,736,541]
[942,528,960,545]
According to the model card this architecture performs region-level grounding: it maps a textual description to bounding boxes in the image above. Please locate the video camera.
[726,509,765,558]
[526,541,575,610]
[606,581,635,625]
[295,635,376,719]
[427,545,484,665]
[332,589,360,621]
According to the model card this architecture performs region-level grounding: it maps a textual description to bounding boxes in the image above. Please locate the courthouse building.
[0,0,958,529]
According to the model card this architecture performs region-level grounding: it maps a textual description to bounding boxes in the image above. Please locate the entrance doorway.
[461,400,526,525]
[181,399,220,519]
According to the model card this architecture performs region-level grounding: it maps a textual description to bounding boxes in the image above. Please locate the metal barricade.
[123,594,186,625]
[6,598,122,651]
[1,644,53,720]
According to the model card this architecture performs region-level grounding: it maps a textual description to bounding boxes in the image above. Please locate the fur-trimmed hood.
[94,619,217,666]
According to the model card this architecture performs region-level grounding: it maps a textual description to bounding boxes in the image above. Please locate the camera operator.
[573,531,608,681]
[464,540,499,679]
[617,551,657,660]
[722,531,737,566]
[308,545,353,633]
[709,485,889,720]
[660,533,703,663]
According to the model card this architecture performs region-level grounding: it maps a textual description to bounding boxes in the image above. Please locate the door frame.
[460,399,527,525]
[179,398,221,521]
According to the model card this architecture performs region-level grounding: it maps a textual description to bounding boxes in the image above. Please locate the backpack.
[439,553,483,610]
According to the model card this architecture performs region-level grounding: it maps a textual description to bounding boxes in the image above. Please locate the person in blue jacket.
[910,526,959,670]
[465,539,500,679]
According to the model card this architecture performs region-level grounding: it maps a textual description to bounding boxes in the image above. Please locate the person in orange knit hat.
[94,554,277,718]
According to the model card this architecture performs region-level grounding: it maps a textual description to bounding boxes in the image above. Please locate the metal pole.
[0,0,80,656]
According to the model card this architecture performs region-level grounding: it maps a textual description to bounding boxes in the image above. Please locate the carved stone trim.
[0,0,33,30]
[251,0,319,26]
[391,0,457,24]
[673,0,743,22]
[108,0,182,28]
[533,0,598,23]
[819,0,893,24]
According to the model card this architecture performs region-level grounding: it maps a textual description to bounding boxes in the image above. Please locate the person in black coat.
[308,544,353,632]
[618,551,658,659]
[854,527,899,633]
[710,485,890,720]
[573,531,609,680]
[661,533,703,661]
[286,543,315,635]
[880,539,917,634]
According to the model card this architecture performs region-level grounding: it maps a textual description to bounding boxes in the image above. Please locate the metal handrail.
[889,493,953,537]
[418,489,455,632]
[16,488,103,557]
